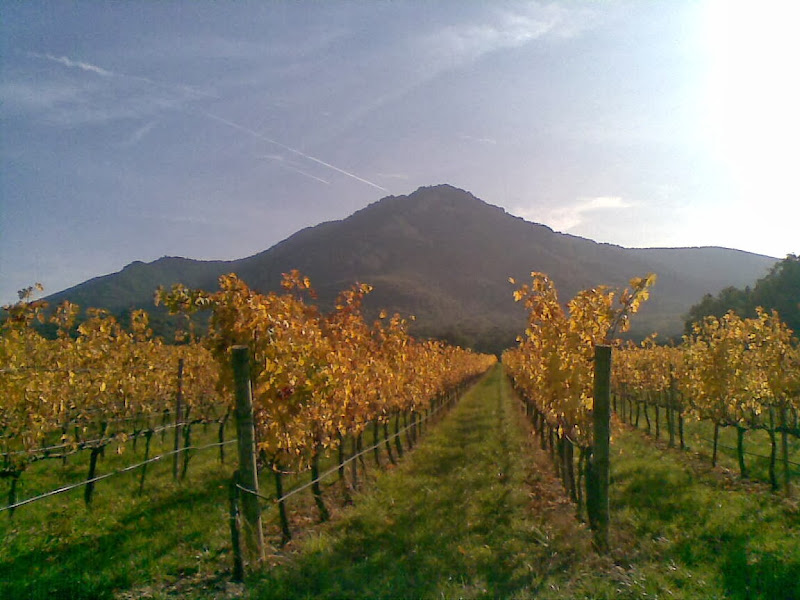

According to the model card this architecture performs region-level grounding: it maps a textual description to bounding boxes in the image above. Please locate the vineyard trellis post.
[231,346,265,565]
[172,358,184,481]
[228,470,244,582]
[587,344,611,552]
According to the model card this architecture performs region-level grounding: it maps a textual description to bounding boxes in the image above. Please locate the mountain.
[44,185,778,353]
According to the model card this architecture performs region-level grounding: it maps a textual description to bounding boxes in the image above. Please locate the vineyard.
[1,274,496,595]
[1,294,222,511]
[502,271,656,545]
[613,309,800,491]
[2,270,800,598]
[504,273,800,504]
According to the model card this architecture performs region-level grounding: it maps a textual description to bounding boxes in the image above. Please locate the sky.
[2,1,799,305]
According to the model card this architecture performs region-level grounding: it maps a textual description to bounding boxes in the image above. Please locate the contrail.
[258,155,331,185]
[200,111,389,192]
[28,50,387,192]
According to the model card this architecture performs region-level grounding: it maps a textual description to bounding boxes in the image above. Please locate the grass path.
[248,364,598,599]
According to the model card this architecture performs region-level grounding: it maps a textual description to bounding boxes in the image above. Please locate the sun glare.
[701,1,800,192]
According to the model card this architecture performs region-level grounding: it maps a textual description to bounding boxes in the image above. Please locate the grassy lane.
[606,425,800,599]
[249,364,598,599]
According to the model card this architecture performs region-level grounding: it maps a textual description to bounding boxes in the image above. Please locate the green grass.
[0,395,456,599]
[615,400,800,484]
[246,367,800,599]
[0,424,239,599]
[3,369,799,599]
[607,425,800,599]
[247,365,601,599]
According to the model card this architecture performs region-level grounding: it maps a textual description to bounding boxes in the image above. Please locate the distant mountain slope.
[44,185,778,353]
[46,257,232,309]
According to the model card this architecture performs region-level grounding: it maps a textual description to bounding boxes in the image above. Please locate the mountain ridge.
[43,185,778,353]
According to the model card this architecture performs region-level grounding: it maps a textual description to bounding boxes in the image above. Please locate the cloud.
[122,121,157,147]
[17,51,214,126]
[29,52,114,77]
[420,3,597,70]
[305,4,600,147]
[514,196,634,232]
[549,196,634,232]
[0,80,84,113]
[30,51,210,98]
[21,50,384,192]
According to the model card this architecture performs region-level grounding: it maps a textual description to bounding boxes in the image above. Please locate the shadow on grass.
[250,366,555,599]
[0,474,231,600]
[611,429,800,599]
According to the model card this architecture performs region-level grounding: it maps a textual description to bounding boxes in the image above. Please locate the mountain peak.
[404,183,489,205]
[42,185,777,352]
[358,184,508,223]
[410,183,473,197]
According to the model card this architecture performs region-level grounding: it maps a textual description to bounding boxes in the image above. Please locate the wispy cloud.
[0,80,84,113]
[317,4,599,145]
[18,51,214,126]
[419,4,597,70]
[550,196,634,232]
[22,50,385,193]
[29,52,115,76]
[29,51,212,98]
[514,196,634,232]
[122,121,157,147]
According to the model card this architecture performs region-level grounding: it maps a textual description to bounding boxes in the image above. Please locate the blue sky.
[2,1,798,305]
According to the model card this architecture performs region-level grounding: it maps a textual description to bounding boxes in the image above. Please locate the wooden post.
[394,412,404,457]
[231,346,265,564]
[84,446,102,507]
[172,358,184,481]
[218,413,229,464]
[589,345,611,551]
[138,430,153,495]
[782,407,792,497]
[229,471,244,582]
[350,435,359,490]
[384,421,396,465]
[274,466,292,544]
[372,421,382,469]
[7,472,20,518]
[655,402,660,440]
[310,445,330,522]
[736,425,748,478]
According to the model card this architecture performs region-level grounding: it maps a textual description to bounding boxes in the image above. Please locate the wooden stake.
[229,471,244,582]
[172,358,184,481]
[231,346,265,564]
[588,345,611,552]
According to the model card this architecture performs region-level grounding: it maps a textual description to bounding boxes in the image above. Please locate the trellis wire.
[0,438,237,513]
[237,397,452,508]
